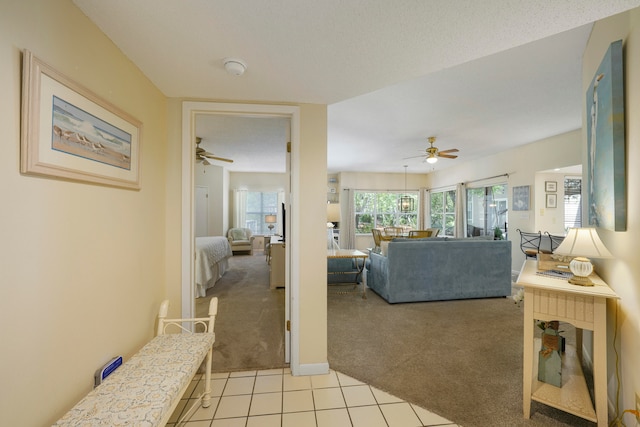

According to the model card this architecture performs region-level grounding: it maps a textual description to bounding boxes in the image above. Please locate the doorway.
[181,101,300,368]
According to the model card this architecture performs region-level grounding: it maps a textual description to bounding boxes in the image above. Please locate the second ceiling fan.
[196,137,233,165]
[405,136,459,164]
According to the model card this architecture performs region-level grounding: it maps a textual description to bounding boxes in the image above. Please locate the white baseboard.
[293,362,330,376]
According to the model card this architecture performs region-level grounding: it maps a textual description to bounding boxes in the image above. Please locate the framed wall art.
[512,185,530,211]
[546,193,557,208]
[545,181,557,192]
[586,40,626,230]
[21,50,142,190]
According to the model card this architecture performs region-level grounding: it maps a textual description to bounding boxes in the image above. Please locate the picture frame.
[545,181,557,192]
[21,50,142,190]
[586,40,626,231]
[546,193,557,208]
[512,185,530,211]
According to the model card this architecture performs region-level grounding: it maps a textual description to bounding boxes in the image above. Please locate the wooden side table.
[516,260,619,426]
[327,249,368,298]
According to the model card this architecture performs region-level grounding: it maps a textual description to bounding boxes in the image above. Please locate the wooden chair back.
[408,230,432,238]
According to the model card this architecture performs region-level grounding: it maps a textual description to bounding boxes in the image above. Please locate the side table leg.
[593,298,607,426]
[523,289,535,418]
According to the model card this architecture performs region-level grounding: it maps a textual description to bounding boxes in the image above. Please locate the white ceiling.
[73,0,640,174]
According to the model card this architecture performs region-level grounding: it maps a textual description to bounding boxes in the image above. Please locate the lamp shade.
[327,203,341,222]
[265,214,277,224]
[554,228,613,259]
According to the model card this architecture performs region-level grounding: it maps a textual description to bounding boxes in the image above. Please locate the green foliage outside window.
[430,189,456,236]
[354,191,418,234]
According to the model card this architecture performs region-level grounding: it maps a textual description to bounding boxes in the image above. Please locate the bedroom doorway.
[181,102,299,369]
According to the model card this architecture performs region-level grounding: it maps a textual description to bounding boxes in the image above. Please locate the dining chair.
[383,226,403,237]
[517,229,542,259]
[408,230,432,238]
[541,231,565,254]
[426,228,440,237]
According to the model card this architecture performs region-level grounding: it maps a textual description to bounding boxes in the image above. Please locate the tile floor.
[167,368,460,427]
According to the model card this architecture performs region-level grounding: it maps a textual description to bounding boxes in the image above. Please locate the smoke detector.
[223,58,247,76]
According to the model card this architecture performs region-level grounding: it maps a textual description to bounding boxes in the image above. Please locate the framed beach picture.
[586,40,626,230]
[512,185,530,211]
[21,50,142,190]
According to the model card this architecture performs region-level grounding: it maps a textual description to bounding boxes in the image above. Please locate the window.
[466,184,508,238]
[354,191,418,234]
[564,177,582,230]
[245,191,278,234]
[430,189,456,236]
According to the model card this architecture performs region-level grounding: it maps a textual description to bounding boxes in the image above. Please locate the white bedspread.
[195,236,233,297]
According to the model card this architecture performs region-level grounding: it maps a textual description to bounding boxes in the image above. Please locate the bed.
[195,236,233,298]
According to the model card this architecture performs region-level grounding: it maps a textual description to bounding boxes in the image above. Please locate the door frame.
[181,101,299,368]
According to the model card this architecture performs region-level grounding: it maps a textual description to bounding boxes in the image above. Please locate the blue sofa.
[366,237,512,303]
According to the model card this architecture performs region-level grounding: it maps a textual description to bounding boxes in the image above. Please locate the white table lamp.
[265,214,277,234]
[553,228,613,286]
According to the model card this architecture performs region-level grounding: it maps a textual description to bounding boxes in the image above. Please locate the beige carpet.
[198,252,596,426]
[196,252,287,372]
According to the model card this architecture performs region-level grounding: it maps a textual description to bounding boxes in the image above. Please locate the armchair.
[227,227,255,255]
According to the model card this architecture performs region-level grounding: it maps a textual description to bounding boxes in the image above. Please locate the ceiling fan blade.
[402,154,428,160]
[438,148,459,154]
[438,153,458,159]
[207,155,234,163]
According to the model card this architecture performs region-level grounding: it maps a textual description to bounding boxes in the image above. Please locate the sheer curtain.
[340,189,356,249]
[232,189,247,228]
[421,188,429,229]
[455,183,466,237]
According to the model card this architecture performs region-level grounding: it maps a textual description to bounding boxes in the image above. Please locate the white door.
[195,186,208,237]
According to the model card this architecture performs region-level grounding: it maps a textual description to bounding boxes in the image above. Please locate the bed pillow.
[230,228,247,240]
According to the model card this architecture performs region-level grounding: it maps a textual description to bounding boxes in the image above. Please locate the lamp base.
[568,275,595,286]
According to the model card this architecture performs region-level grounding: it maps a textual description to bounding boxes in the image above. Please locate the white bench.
[53,298,218,427]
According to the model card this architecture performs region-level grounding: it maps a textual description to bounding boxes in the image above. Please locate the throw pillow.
[231,228,247,240]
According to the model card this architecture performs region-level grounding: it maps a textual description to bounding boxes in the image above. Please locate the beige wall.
[534,170,582,237]
[0,1,169,426]
[583,10,640,423]
[294,104,329,370]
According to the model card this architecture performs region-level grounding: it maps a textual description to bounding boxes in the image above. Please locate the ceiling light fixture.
[426,154,438,164]
[223,58,247,76]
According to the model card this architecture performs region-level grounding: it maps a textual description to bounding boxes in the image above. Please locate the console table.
[516,260,618,426]
[327,249,368,298]
[269,236,285,289]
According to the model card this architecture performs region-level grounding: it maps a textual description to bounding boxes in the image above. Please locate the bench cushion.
[54,333,215,426]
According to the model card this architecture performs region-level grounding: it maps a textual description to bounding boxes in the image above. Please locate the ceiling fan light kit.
[403,136,459,166]
[223,58,247,76]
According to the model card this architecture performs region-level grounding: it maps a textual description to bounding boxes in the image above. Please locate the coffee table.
[327,249,368,299]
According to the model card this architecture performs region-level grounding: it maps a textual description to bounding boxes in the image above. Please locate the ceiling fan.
[404,136,459,164]
[196,137,233,165]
